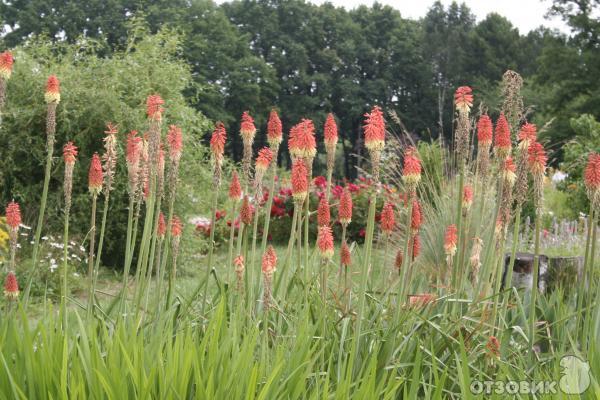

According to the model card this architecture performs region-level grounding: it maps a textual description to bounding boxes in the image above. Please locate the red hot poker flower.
[261,245,278,275]
[210,122,226,161]
[584,153,600,194]
[341,241,351,267]
[502,156,517,186]
[45,75,61,104]
[402,147,422,187]
[317,197,331,227]
[289,119,317,160]
[0,51,14,80]
[4,271,19,300]
[255,147,273,172]
[462,185,473,211]
[317,226,334,260]
[444,224,458,257]
[454,86,473,114]
[167,125,183,162]
[240,111,256,142]
[240,195,253,225]
[517,122,537,149]
[476,114,493,147]
[63,142,78,164]
[267,109,283,148]
[229,171,242,201]
[411,200,422,233]
[412,234,421,260]
[126,130,142,165]
[380,202,395,234]
[494,113,511,160]
[338,187,353,225]
[146,94,165,120]
[324,113,338,152]
[363,106,385,152]
[171,216,183,237]
[527,141,547,176]
[6,201,21,230]
[158,212,167,238]
[291,159,308,203]
[88,153,103,195]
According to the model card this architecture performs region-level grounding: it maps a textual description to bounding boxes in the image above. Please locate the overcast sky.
[285,0,569,33]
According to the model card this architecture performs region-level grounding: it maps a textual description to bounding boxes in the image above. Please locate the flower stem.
[528,205,542,358]
[201,185,220,315]
[86,194,98,320]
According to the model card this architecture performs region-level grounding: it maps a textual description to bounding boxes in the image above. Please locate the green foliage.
[0,27,211,268]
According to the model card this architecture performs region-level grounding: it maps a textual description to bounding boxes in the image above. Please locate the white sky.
[303,0,569,33]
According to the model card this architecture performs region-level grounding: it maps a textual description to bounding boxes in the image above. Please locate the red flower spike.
[261,245,278,275]
[63,142,78,164]
[45,75,61,103]
[146,94,165,120]
[402,146,422,187]
[444,224,458,257]
[454,86,473,114]
[338,188,353,225]
[412,234,421,260]
[494,113,511,159]
[380,202,395,234]
[462,185,473,211]
[4,271,19,300]
[88,153,103,195]
[291,160,308,203]
[502,156,517,186]
[126,131,142,165]
[341,242,351,267]
[584,153,600,193]
[317,197,331,227]
[517,122,537,149]
[527,141,547,176]
[229,171,242,201]
[476,114,493,146]
[210,122,226,161]
[240,195,253,225]
[255,147,273,172]
[240,111,256,142]
[6,201,21,230]
[324,113,338,151]
[363,106,385,152]
[171,216,183,237]
[0,51,14,80]
[317,226,334,260]
[267,109,283,148]
[167,125,183,162]
[288,119,317,160]
[411,200,422,233]
[158,212,167,238]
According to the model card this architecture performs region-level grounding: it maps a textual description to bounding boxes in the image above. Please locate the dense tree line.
[1,0,598,174]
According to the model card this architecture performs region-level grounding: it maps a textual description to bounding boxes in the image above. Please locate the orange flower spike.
[240,111,257,143]
[291,160,308,203]
[462,185,473,211]
[341,242,352,267]
[317,197,331,227]
[502,156,517,186]
[4,271,19,300]
[171,216,183,237]
[517,122,537,150]
[380,202,395,234]
[267,109,283,148]
[317,226,334,260]
[402,146,422,188]
[146,94,165,121]
[494,113,511,160]
[88,153,103,195]
[527,141,547,176]
[454,86,473,114]
[45,75,61,104]
[261,245,278,276]
[363,105,385,152]
[288,119,317,160]
[240,195,253,225]
[228,171,242,202]
[210,122,227,162]
[444,224,458,257]
[476,114,493,147]
[0,51,14,80]
[324,113,338,152]
[412,234,421,260]
[338,188,353,226]
[158,212,167,238]
[584,153,600,203]
[63,141,78,164]
[255,147,273,173]
[167,125,183,162]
